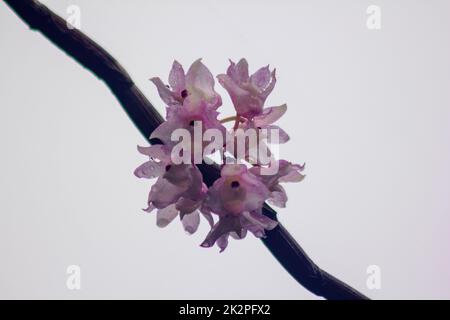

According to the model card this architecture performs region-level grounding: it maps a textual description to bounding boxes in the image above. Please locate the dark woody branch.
[2,0,368,300]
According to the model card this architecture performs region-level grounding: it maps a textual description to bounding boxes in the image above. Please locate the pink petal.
[242,211,278,230]
[217,74,264,118]
[143,203,155,213]
[201,210,215,228]
[149,118,183,146]
[240,215,265,238]
[229,229,247,239]
[168,60,186,94]
[156,204,179,228]
[216,234,229,252]
[200,216,241,249]
[279,170,305,183]
[185,59,221,109]
[260,69,276,101]
[268,184,288,208]
[204,164,270,216]
[134,160,164,179]
[217,74,248,99]
[275,161,305,183]
[253,104,287,127]
[148,177,188,209]
[163,165,202,191]
[176,197,201,215]
[181,211,200,234]
[137,145,171,162]
[292,163,306,171]
[266,125,290,144]
[220,163,247,177]
[227,58,249,84]
[239,178,270,212]
[150,77,180,107]
[250,65,271,90]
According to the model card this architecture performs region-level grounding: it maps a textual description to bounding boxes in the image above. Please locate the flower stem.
[219,115,239,124]
[220,115,243,131]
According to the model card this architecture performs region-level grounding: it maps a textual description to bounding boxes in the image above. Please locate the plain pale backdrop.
[0,0,449,299]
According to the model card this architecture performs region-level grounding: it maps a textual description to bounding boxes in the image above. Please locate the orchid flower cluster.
[135,59,304,251]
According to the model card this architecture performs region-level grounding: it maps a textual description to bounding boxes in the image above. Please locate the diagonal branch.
[2,0,368,300]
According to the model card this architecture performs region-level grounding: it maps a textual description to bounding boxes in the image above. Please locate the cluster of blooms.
[135,59,304,251]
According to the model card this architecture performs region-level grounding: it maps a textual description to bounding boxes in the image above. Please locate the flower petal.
[143,203,155,213]
[163,164,202,191]
[176,197,200,216]
[200,216,241,249]
[250,65,271,90]
[253,104,287,127]
[137,145,171,162]
[229,229,247,239]
[268,184,288,208]
[242,211,278,230]
[148,177,188,209]
[220,163,247,177]
[134,160,164,179]
[279,169,305,183]
[201,210,215,228]
[216,234,229,252]
[227,58,249,84]
[150,77,180,107]
[266,125,290,144]
[181,211,200,234]
[168,60,186,94]
[149,117,183,146]
[260,69,276,101]
[185,59,222,109]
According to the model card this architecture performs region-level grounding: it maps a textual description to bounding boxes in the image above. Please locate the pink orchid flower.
[151,59,222,110]
[134,145,213,234]
[135,59,305,252]
[250,160,305,208]
[217,58,276,119]
[200,164,278,251]
[149,60,226,151]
